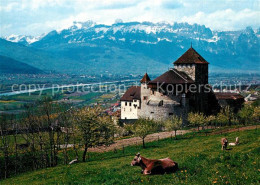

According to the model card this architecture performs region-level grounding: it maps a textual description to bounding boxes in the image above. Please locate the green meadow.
[1,129,259,185]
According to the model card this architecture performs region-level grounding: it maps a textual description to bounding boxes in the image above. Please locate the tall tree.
[188,112,206,131]
[74,107,115,162]
[238,105,254,125]
[252,106,260,124]
[0,114,10,179]
[132,118,156,148]
[165,115,182,139]
[38,97,57,167]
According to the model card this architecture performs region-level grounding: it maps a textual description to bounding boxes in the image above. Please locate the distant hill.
[0,55,43,74]
[1,21,260,74]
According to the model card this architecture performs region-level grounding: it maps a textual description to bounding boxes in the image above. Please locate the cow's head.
[131,153,141,166]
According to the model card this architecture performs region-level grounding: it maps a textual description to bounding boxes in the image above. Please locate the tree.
[238,105,254,125]
[132,118,156,148]
[0,114,10,179]
[165,115,182,139]
[188,112,206,131]
[57,105,74,165]
[74,107,115,162]
[216,110,229,127]
[205,115,216,129]
[252,106,260,124]
[38,96,59,167]
[222,106,235,126]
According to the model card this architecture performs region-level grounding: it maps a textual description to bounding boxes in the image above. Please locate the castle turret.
[140,72,151,84]
[140,73,151,106]
[173,46,209,85]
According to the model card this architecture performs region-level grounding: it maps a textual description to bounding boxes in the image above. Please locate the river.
[0,79,138,97]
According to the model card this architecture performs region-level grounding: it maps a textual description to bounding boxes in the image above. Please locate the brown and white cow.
[221,138,228,150]
[131,153,178,175]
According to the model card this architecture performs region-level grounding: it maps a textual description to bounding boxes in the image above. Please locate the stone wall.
[174,64,196,80]
[174,64,208,85]
[139,89,188,123]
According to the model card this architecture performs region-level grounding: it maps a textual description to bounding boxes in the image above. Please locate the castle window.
[169,113,173,116]
[125,102,127,106]
[134,99,137,102]
[129,102,132,106]
[151,112,154,114]
[143,96,148,100]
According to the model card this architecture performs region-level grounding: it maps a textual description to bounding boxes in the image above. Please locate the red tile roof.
[174,47,209,64]
[140,73,151,83]
[120,86,141,101]
[215,92,244,100]
[148,69,194,85]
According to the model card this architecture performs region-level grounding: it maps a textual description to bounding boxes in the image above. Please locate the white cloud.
[0,2,20,12]
[181,8,260,30]
[1,0,260,36]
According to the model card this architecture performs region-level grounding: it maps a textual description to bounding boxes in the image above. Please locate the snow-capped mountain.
[34,21,217,45]
[4,34,45,45]
[1,21,259,74]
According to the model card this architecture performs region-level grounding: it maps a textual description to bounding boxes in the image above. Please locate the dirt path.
[210,125,258,135]
[88,130,190,152]
[88,125,258,153]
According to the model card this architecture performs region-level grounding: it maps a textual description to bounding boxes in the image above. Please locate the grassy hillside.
[1,129,259,185]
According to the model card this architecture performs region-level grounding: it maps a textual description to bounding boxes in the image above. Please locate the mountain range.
[1,21,259,75]
[0,55,43,74]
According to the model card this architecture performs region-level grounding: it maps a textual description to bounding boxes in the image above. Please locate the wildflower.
[213,181,217,184]
[185,170,187,173]
[141,180,143,182]
[181,170,183,173]
[253,161,256,165]
[226,181,229,184]
[216,171,219,174]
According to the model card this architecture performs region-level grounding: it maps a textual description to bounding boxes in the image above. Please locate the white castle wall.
[121,100,140,119]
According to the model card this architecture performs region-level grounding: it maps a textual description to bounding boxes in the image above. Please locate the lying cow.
[131,153,178,175]
[221,138,228,150]
[229,137,239,146]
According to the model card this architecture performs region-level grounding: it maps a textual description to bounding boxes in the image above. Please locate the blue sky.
[0,0,259,36]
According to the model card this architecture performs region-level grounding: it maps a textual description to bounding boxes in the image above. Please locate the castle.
[120,47,244,122]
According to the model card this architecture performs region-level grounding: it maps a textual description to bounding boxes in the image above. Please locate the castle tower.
[173,46,209,85]
[173,46,210,114]
[140,73,151,108]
